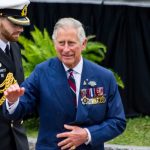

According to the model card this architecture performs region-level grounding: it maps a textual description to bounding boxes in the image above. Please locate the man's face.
[0,17,24,42]
[54,27,87,68]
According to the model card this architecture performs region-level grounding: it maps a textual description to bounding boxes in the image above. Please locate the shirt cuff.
[6,99,19,114]
[84,128,91,145]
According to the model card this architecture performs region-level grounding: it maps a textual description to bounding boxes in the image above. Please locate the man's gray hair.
[52,17,86,43]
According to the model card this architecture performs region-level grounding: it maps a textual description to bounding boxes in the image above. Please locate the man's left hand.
[57,124,88,150]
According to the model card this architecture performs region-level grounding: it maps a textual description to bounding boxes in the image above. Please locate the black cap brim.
[7,16,30,26]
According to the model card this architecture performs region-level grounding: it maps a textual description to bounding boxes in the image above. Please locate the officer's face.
[0,17,24,42]
[54,27,87,68]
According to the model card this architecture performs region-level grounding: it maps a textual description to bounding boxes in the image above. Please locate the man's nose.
[63,43,70,51]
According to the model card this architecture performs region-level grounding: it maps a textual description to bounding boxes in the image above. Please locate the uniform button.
[11,120,14,127]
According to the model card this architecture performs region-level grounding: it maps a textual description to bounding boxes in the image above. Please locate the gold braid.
[0,73,17,105]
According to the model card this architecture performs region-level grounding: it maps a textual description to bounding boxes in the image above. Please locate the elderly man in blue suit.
[3,17,126,150]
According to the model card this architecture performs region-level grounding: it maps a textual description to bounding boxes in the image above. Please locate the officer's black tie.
[5,44,11,58]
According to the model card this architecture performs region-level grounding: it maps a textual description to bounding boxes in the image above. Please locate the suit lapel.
[49,58,95,124]
[10,43,19,74]
[76,59,95,123]
[10,42,24,84]
[50,58,76,120]
[0,48,15,73]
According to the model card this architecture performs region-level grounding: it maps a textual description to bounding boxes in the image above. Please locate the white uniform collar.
[0,39,10,52]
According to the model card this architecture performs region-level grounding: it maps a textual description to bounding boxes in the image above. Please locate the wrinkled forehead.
[55,27,79,40]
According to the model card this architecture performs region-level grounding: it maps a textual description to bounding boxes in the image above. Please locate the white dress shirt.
[0,39,10,52]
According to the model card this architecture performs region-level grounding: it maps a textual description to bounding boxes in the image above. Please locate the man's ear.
[82,38,87,50]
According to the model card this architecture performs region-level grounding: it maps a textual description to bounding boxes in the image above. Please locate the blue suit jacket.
[3,57,126,150]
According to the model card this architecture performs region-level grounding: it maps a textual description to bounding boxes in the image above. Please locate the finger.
[7,85,15,92]
[10,85,20,92]
[61,143,73,150]
[6,87,18,95]
[11,83,19,88]
[4,87,25,102]
[13,84,20,90]
[4,91,8,96]
[64,124,75,131]
[57,138,70,147]
[6,84,18,92]
[57,132,69,138]
[69,145,76,150]
[19,87,25,95]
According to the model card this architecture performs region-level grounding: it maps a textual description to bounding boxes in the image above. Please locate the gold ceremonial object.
[0,73,17,105]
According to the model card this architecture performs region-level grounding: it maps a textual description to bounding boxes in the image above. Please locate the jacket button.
[11,120,14,127]
[21,120,23,124]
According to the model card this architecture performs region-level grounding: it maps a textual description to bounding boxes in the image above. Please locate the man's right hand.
[4,83,25,104]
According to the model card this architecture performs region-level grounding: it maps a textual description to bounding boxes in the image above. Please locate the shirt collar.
[0,39,10,51]
[63,57,83,74]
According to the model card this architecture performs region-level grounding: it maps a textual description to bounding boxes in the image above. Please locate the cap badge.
[21,5,28,17]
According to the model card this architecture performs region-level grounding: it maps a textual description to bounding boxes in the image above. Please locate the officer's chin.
[10,35,20,42]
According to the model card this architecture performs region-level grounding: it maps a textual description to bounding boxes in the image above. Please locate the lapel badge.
[83,79,88,85]
[88,81,97,87]
[83,81,87,85]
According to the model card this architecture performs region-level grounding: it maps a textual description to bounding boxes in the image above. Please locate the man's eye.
[59,42,64,46]
[68,42,75,46]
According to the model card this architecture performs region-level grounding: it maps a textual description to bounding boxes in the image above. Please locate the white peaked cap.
[0,0,30,26]
[0,0,30,9]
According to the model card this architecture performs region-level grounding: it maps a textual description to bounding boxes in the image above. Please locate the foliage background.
[19,27,124,88]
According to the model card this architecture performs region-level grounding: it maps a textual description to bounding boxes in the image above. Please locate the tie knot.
[68,68,73,72]
[68,69,73,75]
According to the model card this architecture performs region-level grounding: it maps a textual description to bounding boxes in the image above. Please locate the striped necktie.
[68,69,76,106]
